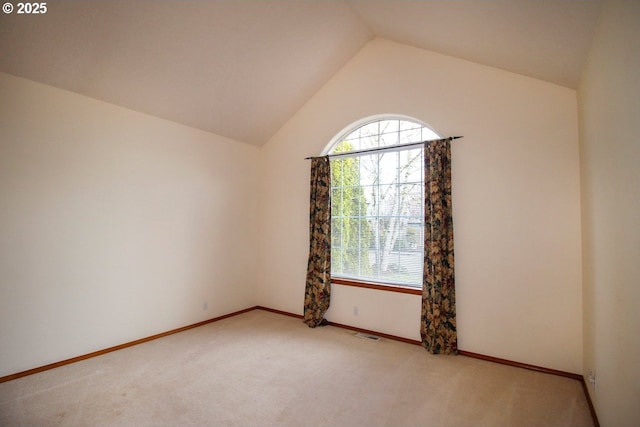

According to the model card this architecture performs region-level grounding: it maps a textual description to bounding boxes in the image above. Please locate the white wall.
[578,1,640,425]
[0,73,259,377]
[258,38,583,374]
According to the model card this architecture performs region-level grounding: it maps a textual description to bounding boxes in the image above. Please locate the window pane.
[363,184,378,217]
[359,122,379,139]
[342,138,358,151]
[398,184,422,217]
[398,149,422,183]
[400,120,421,131]
[360,160,377,186]
[379,119,399,135]
[377,184,398,215]
[399,128,423,144]
[379,132,400,147]
[360,134,379,150]
[378,152,398,185]
[331,188,342,216]
[331,158,343,186]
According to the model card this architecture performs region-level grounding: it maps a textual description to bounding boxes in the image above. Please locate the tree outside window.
[329,118,439,288]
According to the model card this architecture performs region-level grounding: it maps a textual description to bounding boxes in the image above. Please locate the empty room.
[0,1,638,426]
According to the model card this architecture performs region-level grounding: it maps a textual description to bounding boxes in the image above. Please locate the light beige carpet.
[0,309,594,427]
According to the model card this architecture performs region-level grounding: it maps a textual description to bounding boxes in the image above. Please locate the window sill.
[331,278,422,295]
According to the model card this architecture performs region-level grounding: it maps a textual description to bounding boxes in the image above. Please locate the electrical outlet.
[353,306,359,316]
[203,302,208,311]
[588,371,596,390]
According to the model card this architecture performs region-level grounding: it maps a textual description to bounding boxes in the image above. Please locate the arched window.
[328,116,441,289]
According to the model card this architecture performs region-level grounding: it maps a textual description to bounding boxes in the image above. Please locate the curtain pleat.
[303,156,331,327]
[421,138,457,354]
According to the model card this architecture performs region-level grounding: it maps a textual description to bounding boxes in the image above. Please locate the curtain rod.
[305,136,463,160]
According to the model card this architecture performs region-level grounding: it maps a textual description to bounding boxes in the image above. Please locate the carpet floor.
[0,309,594,426]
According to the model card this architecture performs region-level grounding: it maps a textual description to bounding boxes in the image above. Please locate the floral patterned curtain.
[303,156,331,327]
[421,138,457,354]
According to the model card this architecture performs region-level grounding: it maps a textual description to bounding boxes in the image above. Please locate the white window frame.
[325,115,442,294]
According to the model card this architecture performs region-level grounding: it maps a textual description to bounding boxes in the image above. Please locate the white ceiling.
[0,0,603,146]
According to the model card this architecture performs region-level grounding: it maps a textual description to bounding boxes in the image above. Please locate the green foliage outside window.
[330,141,372,278]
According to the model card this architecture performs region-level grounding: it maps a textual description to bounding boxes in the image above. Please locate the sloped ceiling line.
[0,0,602,146]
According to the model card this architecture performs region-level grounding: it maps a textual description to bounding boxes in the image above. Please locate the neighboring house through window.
[327,116,441,291]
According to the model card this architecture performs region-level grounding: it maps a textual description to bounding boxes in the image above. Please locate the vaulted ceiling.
[0,0,603,146]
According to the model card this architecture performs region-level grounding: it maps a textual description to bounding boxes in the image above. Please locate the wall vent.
[354,332,381,342]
